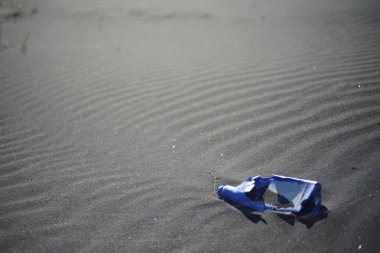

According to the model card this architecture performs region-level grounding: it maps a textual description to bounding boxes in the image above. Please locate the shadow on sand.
[225,199,268,224]
[225,198,328,228]
[276,206,329,228]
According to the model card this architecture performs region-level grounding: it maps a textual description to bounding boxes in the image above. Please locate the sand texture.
[1,0,380,252]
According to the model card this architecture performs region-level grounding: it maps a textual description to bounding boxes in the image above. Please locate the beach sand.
[1,0,379,252]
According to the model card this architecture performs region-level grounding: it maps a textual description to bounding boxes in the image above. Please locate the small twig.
[97,12,105,31]
[0,21,6,51]
[21,32,29,55]
[206,170,219,198]
[0,21,2,48]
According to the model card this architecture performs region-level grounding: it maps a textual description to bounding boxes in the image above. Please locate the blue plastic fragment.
[217,175,322,216]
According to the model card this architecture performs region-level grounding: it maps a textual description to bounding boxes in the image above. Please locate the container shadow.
[277,205,329,228]
[225,199,267,224]
[224,198,328,228]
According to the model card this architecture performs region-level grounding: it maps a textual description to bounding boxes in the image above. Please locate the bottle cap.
[217,185,224,199]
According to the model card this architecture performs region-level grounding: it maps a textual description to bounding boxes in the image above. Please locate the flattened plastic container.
[217,175,322,216]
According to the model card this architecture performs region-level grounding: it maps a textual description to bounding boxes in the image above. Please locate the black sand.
[1,0,380,252]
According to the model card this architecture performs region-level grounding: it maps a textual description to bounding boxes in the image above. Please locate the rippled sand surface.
[1,0,379,252]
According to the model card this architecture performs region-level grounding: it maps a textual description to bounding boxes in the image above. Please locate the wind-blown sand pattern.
[1,0,380,252]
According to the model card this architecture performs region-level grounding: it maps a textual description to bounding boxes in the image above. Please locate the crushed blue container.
[217,175,322,216]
